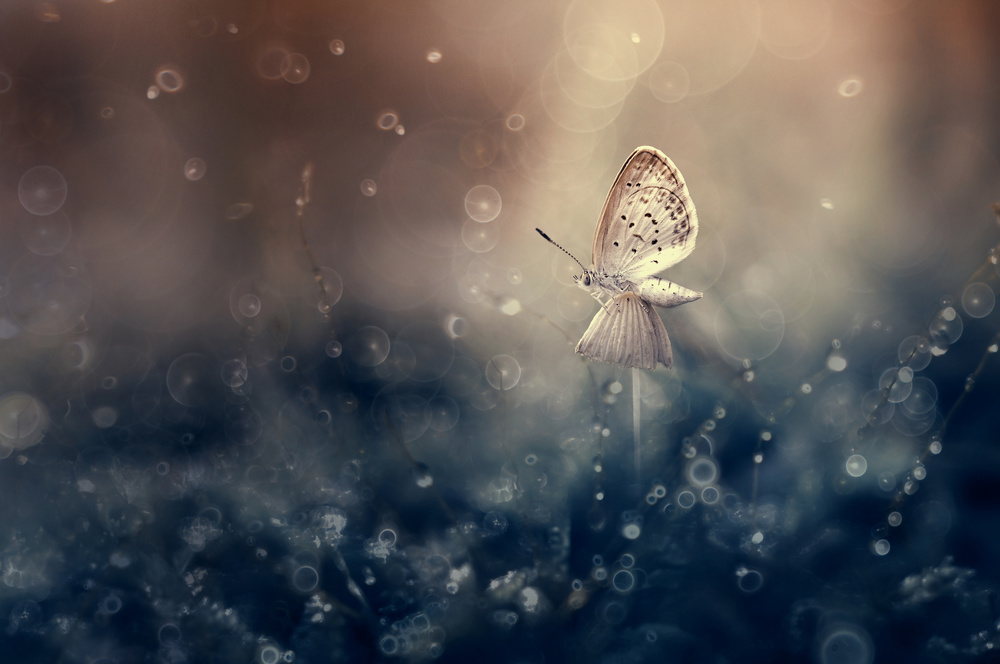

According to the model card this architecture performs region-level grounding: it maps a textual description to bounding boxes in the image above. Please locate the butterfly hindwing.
[575,292,673,369]
[592,146,698,281]
[635,276,703,309]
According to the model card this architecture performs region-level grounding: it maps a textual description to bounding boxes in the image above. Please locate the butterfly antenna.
[536,228,588,272]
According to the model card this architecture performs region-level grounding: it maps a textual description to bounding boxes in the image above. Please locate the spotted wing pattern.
[591,146,698,282]
[575,292,673,369]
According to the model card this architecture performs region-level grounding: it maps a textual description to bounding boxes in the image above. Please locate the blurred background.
[1,0,999,662]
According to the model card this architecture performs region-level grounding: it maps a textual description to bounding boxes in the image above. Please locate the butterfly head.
[575,269,611,295]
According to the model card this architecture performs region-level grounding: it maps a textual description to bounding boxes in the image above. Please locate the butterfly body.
[539,146,702,369]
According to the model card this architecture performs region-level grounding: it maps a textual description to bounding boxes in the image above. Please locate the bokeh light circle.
[901,377,937,416]
[818,626,873,664]
[486,354,521,390]
[238,294,261,318]
[292,565,319,592]
[845,454,867,477]
[714,291,785,361]
[961,282,994,318]
[648,61,691,102]
[686,456,718,486]
[166,353,214,407]
[879,368,912,403]
[676,490,696,508]
[461,218,499,253]
[304,267,343,313]
[393,322,455,381]
[426,396,460,432]
[611,570,635,593]
[281,53,310,84]
[257,47,289,80]
[20,210,71,255]
[898,335,932,371]
[6,253,92,335]
[758,0,832,60]
[19,166,68,216]
[656,0,760,96]
[558,287,597,322]
[0,392,48,449]
[464,185,502,222]
[563,0,665,81]
[158,623,182,646]
[348,326,391,366]
[812,382,859,442]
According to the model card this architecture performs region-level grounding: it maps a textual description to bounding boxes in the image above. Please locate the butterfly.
[537,146,702,369]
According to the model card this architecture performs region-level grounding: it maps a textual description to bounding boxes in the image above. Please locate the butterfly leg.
[587,290,615,314]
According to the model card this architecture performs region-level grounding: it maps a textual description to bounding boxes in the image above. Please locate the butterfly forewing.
[592,147,698,281]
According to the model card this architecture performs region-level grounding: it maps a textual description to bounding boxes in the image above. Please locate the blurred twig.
[295,162,334,312]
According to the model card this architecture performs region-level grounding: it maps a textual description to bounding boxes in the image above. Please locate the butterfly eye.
[581,274,592,286]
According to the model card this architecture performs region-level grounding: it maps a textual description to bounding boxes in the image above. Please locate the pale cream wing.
[575,292,673,369]
[591,146,698,280]
[635,277,703,309]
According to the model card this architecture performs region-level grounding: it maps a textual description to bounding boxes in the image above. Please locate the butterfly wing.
[635,276,703,309]
[575,292,673,369]
[591,146,698,282]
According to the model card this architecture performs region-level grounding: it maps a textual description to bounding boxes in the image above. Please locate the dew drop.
[225,203,253,220]
[506,113,525,131]
[838,77,863,97]
[736,567,764,593]
[155,66,185,92]
[184,158,207,181]
[826,352,847,372]
[376,111,398,131]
